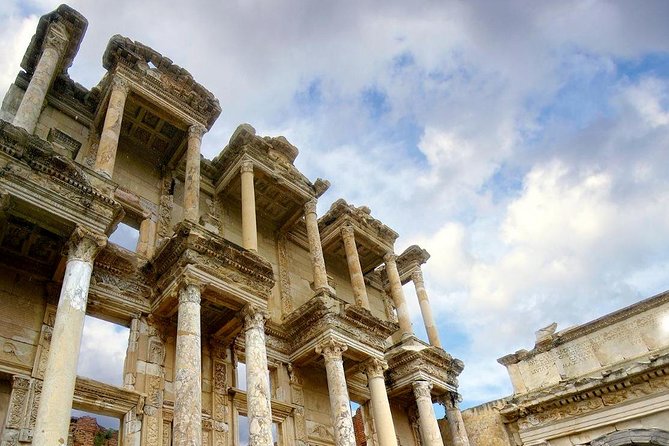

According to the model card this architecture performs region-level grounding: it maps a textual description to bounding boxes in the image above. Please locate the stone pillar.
[32,227,106,446]
[360,359,397,446]
[304,199,330,293]
[411,268,442,348]
[173,282,202,446]
[240,161,258,251]
[384,253,413,337]
[184,125,205,223]
[94,76,130,178]
[412,381,441,446]
[315,338,356,446]
[242,306,273,446]
[13,22,68,134]
[340,226,370,309]
[441,395,470,446]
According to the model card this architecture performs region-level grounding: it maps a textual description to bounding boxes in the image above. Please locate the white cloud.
[77,316,129,387]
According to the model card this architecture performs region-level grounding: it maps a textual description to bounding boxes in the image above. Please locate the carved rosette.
[412,381,433,401]
[360,358,388,380]
[315,338,348,362]
[66,226,107,263]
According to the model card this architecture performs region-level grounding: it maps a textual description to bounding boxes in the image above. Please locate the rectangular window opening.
[76,316,129,387]
[69,409,120,446]
[108,220,140,253]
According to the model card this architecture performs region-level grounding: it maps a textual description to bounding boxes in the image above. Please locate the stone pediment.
[101,35,221,129]
[21,4,87,78]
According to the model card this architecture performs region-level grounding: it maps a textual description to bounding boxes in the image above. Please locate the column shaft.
[32,228,106,446]
[341,226,370,309]
[241,161,258,251]
[243,307,273,446]
[361,359,397,446]
[412,269,442,348]
[316,339,356,446]
[412,381,441,446]
[173,283,202,446]
[94,77,129,178]
[13,23,68,134]
[444,397,470,446]
[304,199,329,292]
[184,125,205,223]
[385,253,413,337]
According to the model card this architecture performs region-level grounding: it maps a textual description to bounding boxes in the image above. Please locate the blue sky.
[3,0,669,412]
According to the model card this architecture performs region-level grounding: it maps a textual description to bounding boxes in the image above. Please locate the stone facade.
[463,291,669,445]
[0,5,466,446]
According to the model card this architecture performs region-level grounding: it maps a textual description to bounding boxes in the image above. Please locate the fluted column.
[32,227,106,446]
[13,22,68,134]
[360,359,397,446]
[241,161,258,251]
[315,338,356,446]
[184,124,205,223]
[411,268,442,348]
[94,77,130,178]
[304,199,330,293]
[173,282,202,446]
[385,253,413,337]
[412,381,441,446]
[341,225,370,309]
[242,306,273,446]
[441,395,470,446]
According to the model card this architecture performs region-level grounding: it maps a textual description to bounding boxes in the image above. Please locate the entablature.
[385,336,462,402]
[148,221,275,317]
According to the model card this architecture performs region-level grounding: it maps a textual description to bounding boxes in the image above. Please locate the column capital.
[240,160,254,174]
[360,358,388,379]
[178,281,202,304]
[412,381,433,401]
[188,124,206,140]
[384,252,398,265]
[437,392,462,409]
[241,305,268,331]
[44,21,69,55]
[304,198,318,215]
[110,76,130,95]
[66,226,107,263]
[315,337,348,361]
[340,224,355,239]
[411,268,424,286]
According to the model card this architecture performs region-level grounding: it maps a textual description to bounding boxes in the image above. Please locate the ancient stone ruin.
[0,5,466,446]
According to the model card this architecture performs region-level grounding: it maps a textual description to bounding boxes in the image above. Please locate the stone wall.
[461,400,512,446]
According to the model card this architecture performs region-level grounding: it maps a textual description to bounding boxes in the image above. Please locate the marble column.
[184,124,205,223]
[242,306,273,446]
[441,394,470,446]
[360,359,397,446]
[315,338,356,446]
[173,282,202,446]
[13,22,69,134]
[411,268,442,348]
[412,381,441,446]
[304,199,330,293]
[384,253,413,337]
[32,227,106,446]
[340,225,370,309]
[241,161,258,251]
[94,76,130,178]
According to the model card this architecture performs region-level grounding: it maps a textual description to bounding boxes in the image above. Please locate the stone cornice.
[21,5,87,77]
[319,198,399,246]
[498,290,669,366]
[102,35,221,129]
[74,376,144,416]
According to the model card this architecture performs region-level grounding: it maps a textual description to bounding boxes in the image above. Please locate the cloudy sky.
[3,0,669,411]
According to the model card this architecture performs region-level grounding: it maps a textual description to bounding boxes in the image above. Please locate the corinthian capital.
[178,281,202,304]
[66,226,107,263]
[188,124,206,140]
[383,252,397,265]
[304,198,318,216]
[241,305,268,331]
[411,268,424,286]
[315,337,347,361]
[240,161,254,174]
[340,225,355,240]
[412,380,433,401]
[360,358,388,379]
[111,76,130,94]
[44,22,69,55]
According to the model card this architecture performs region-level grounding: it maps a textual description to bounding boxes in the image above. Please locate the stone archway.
[589,429,669,446]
